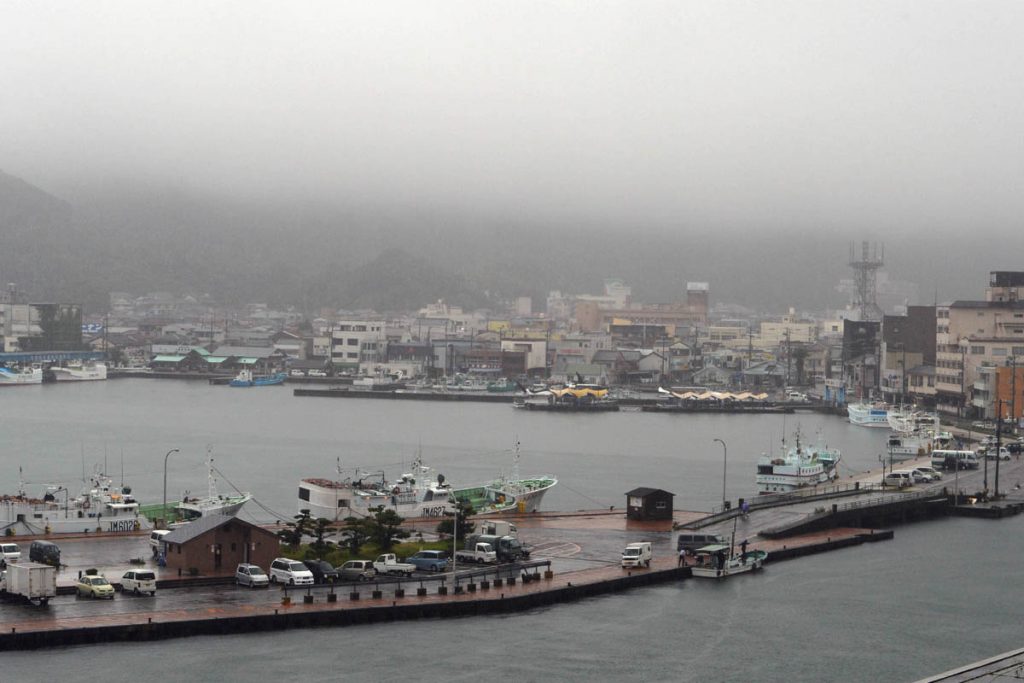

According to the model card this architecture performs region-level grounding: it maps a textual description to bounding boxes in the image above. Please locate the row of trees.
[278,499,477,558]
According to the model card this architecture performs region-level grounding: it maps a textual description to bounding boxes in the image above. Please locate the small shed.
[161,516,279,576]
[625,487,675,521]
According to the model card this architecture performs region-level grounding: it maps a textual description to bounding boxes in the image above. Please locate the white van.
[884,471,913,488]
[150,530,171,556]
[621,542,653,568]
[931,450,979,471]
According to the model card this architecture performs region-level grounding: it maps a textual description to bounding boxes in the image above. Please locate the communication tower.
[849,241,884,321]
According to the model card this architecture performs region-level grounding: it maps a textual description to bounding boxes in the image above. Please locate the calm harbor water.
[1,380,1019,681]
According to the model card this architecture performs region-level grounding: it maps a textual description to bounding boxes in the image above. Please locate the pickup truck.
[372,554,415,576]
[455,542,498,564]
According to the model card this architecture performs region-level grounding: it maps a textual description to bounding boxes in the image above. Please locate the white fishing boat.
[452,440,557,513]
[756,429,841,494]
[174,455,251,521]
[885,409,953,462]
[50,361,108,381]
[0,467,152,535]
[690,545,766,579]
[299,457,455,521]
[847,401,890,427]
[0,366,42,386]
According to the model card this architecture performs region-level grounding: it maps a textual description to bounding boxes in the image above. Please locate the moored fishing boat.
[1,467,152,535]
[0,365,42,386]
[139,453,250,524]
[229,369,286,387]
[50,361,108,381]
[756,429,841,494]
[452,441,557,513]
[298,457,455,521]
[690,545,766,578]
[847,401,890,427]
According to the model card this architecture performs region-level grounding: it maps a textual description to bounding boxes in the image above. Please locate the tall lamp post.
[713,438,727,510]
[162,448,180,528]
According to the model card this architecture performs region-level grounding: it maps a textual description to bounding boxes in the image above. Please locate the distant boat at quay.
[0,366,42,386]
[847,401,889,427]
[50,361,108,382]
[229,369,286,387]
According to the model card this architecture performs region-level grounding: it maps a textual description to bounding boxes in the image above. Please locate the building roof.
[950,300,1024,310]
[625,487,675,497]
[212,346,281,358]
[152,355,186,363]
[162,515,238,545]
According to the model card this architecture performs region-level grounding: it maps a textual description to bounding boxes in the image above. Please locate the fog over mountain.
[2,2,1023,313]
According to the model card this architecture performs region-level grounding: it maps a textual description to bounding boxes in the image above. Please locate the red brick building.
[161,516,279,576]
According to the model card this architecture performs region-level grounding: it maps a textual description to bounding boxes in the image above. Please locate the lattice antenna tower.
[849,241,884,321]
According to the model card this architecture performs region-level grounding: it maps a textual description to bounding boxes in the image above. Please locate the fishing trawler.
[756,429,841,494]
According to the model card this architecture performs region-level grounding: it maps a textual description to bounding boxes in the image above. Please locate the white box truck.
[1,561,58,605]
[621,542,653,568]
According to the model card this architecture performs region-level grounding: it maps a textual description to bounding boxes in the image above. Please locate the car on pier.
[407,550,450,572]
[269,558,315,585]
[303,559,340,583]
[235,563,269,588]
[980,446,1011,461]
[0,543,21,567]
[120,570,157,596]
[76,572,115,599]
[337,560,375,582]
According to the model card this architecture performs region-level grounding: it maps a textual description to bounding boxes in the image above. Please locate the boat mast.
[207,447,218,500]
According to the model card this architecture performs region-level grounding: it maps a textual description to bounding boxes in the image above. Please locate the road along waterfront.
[2,380,1023,680]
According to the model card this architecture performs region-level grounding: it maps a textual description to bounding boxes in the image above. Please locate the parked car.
[303,559,340,583]
[76,572,115,599]
[913,466,943,482]
[407,550,450,572]
[1006,440,1024,454]
[269,558,315,585]
[307,369,327,377]
[120,569,157,596]
[337,560,375,582]
[235,563,269,588]
[0,542,21,567]
[289,369,306,377]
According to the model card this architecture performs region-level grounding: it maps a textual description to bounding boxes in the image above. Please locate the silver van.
[677,532,728,552]
[884,471,913,488]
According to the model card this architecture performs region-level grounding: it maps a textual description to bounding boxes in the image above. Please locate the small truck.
[372,553,415,576]
[0,561,58,605]
[455,541,498,564]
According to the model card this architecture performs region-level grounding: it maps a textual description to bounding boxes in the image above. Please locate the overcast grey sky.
[2,1,1023,234]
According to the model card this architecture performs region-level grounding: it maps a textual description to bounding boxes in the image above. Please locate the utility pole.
[785,328,791,387]
[995,399,1002,498]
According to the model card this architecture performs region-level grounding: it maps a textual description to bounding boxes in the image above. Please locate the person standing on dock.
[678,548,687,567]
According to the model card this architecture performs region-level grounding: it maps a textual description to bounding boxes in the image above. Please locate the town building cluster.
[2,269,1023,423]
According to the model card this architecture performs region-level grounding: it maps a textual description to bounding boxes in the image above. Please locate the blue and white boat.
[0,366,42,386]
[847,402,889,427]
[229,369,286,387]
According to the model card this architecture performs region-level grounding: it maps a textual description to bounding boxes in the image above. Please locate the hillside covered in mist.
[0,170,999,316]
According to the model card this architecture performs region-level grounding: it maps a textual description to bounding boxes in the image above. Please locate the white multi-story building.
[330,319,385,371]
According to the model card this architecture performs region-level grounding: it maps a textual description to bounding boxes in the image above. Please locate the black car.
[302,560,339,583]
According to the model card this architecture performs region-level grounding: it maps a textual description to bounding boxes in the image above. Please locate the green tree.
[341,515,373,555]
[436,499,476,539]
[366,505,410,550]
[277,510,312,547]
[308,517,336,559]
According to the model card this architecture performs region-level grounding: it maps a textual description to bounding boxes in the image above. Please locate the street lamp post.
[713,438,727,510]
[162,448,180,528]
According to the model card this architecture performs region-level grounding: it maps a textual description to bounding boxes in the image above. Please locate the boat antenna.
[81,443,86,483]
[336,456,342,478]
[120,448,124,488]
[18,466,25,497]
